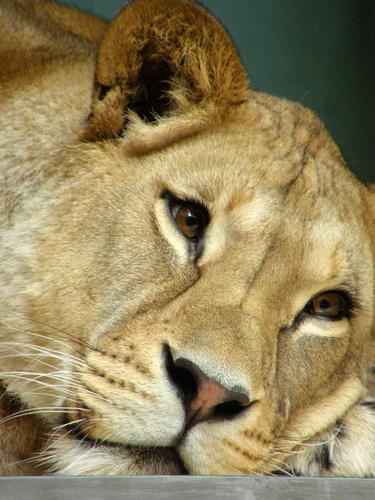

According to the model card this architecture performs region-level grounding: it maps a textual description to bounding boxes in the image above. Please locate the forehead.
[148,92,358,205]
[142,95,369,287]
[152,104,363,231]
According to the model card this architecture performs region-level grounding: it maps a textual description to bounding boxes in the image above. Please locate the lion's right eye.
[168,197,209,241]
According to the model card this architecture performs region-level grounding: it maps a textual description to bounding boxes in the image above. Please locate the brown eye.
[305,292,348,320]
[170,200,209,240]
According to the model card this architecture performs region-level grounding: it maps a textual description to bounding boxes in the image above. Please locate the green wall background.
[58,0,374,183]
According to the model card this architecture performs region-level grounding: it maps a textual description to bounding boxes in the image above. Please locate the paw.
[285,399,375,477]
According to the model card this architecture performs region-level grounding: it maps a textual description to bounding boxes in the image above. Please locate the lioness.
[0,0,374,477]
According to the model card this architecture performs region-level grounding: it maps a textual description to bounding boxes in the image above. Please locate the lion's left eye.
[304,291,349,320]
[169,198,209,240]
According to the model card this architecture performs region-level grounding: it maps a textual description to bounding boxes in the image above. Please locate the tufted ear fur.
[83,0,250,148]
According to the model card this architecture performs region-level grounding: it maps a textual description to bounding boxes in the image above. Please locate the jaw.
[40,431,185,475]
[40,428,272,476]
[44,421,275,476]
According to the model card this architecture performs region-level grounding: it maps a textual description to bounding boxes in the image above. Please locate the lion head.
[0,0,374,476]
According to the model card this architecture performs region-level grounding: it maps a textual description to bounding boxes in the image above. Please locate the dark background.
[58,0,374,184]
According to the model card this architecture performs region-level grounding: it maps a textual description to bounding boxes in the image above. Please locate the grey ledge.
[0,476,374,500]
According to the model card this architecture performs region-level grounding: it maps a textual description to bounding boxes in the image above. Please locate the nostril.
[212,399,250,420]
[164,344,198,402]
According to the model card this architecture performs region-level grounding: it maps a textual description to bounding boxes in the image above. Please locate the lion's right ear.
[83,0,250,146]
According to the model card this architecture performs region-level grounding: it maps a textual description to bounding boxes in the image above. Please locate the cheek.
[36,192,200,344]
[276,333,350,410]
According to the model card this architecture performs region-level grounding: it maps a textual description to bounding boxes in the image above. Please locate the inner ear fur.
[84,0,250,140]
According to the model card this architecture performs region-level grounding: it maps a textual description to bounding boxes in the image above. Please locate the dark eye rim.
[279,288,359,333]
[161,189,210,241]
[302,289,356,322]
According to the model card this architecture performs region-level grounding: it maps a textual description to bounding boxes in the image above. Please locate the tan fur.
[0,0,374,476]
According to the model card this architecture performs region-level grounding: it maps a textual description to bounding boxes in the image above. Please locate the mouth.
[64,417,188,474]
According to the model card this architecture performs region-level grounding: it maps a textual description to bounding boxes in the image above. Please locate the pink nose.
[187,375,249,426]
[165,347,251,427]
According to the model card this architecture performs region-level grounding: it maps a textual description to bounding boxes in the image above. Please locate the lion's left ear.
[83,0,250,143]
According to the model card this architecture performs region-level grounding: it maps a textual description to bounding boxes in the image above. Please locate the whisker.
[0,373,85,400]
[1,316,99,353]
[275,427,340,453]
[52,418,87,432]
[0,407,89,425]
[1,368,110,407]
[0,339,86,368]
[0,353,85,372]
[265,455,295,476]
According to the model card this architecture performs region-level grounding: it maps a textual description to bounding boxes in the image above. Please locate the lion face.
[4,97,373,474]
[1,0,374,476]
